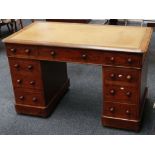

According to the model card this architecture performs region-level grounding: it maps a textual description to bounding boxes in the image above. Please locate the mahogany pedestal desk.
[3,22,153,131]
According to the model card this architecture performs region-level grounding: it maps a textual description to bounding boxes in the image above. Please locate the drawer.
[104,52,142,68]
[38,46,105,64]
[104,84,139,103]
[9,58,41,77]
[103,102,138,120]
[104,67,141,85]
[6,44,38,58]
[15,89,45,106]
[12,75,43,90]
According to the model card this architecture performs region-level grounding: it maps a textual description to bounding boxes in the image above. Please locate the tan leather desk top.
[3,21,153,53]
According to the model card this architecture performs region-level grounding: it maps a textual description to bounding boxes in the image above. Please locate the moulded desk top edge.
[3,21,153,53]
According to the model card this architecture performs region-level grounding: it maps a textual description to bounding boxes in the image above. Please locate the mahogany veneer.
[3,22,153,131]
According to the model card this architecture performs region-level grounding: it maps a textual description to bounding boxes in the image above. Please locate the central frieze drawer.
[38,46,105,64]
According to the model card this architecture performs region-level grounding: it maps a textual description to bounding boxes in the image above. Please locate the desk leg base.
[102,88,148,132]
[102,117,141,132]
[15,79,70,117]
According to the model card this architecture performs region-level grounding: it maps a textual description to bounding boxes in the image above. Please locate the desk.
[3,22,153,131]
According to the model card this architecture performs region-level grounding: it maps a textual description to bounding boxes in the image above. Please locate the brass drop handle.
[127,58,132,64]
[14,64,20,68]
[51,51,55,57]
[25,49,31,54]
[82,54,87,59]
[30,80,35,85]
[110,107,115,112]
[126,75,132,80]
[19,96,24,100]
[32,97,38,102]
[110,57,115,62]
[10,48,16,53]
[17,79,22,84]
[126,110,131,115]
[110,73,115,79]
[126,91,132,97]
[27,65,33,70]
[110,89,115,95]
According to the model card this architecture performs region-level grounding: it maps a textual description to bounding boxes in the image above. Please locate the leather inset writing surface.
[3,22,153,53]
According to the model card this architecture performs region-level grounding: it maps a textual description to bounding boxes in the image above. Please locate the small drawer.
[9,58,41,77]
[6,44,38,58]
[104,66,140,85]
[103,102,138,120]
[104,52,142,68]
[104,84,139,104]
[15,89,45,106]
[38,46,105,64]
[12,75,43,90]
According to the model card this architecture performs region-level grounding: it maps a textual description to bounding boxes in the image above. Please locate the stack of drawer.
[9,58,45,107]
[102,52,147,131]
[6,44,69,117]
[6,45,46,109]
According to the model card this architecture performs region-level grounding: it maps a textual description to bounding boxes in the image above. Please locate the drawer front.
[6,44,143,68]
[9,58,41,77]
[12,75,42,90]
[6,44,38,58]
[104,67,140,85]
[104,52,142,68]
[104,84,139,103]
[38,46,105,64]
[103,102,138,120]
[15,89,45,106]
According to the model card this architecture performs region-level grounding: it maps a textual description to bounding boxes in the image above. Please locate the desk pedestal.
[8,58,69,117]
[102,57,148,131]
